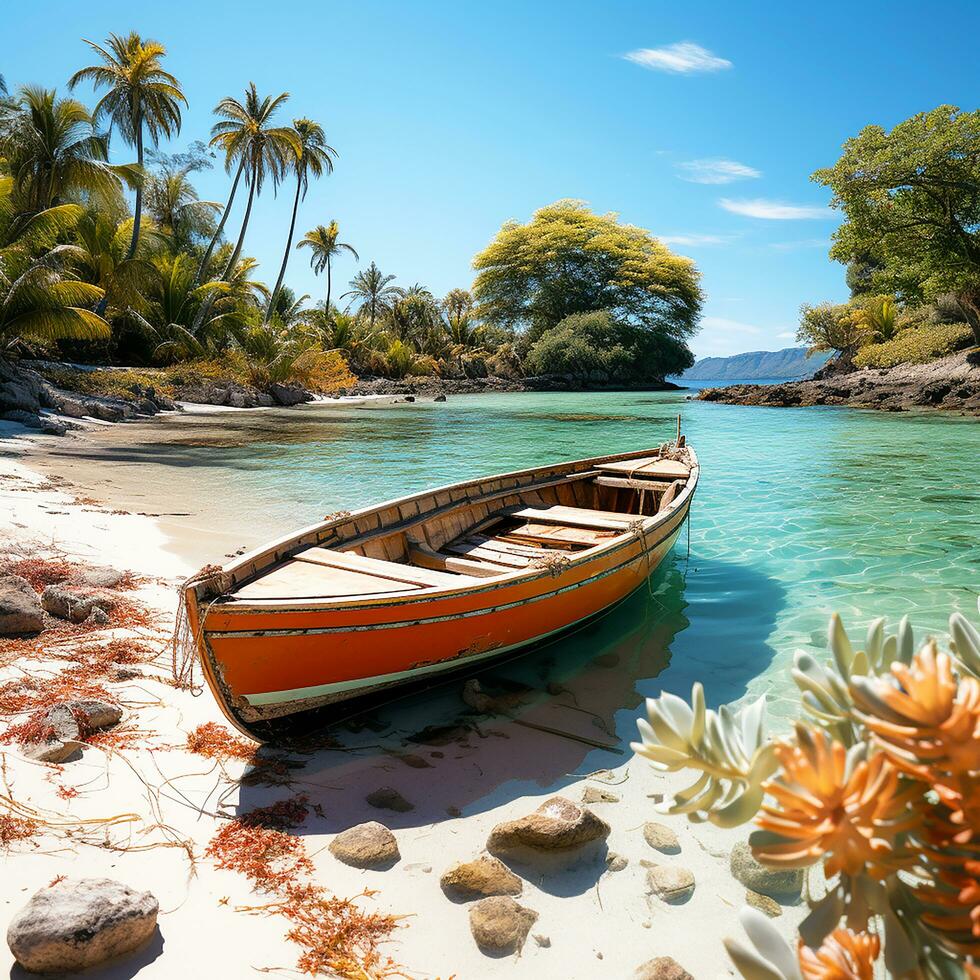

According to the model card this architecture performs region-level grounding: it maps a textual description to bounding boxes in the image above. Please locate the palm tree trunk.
[265,173,303,322]
[195,156,245,284]
[192,160,258,333]
[126,115,144,261]
[325,259,332,315]
[222,160,258,279]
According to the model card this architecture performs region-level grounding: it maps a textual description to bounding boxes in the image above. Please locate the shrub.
[633,599,980,978]
[853,322,974,368]
[288,349,356,394]
[39,366,177,401]
[525,311,692,382]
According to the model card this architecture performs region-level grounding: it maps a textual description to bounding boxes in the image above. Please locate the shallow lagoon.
[27,388,980,729]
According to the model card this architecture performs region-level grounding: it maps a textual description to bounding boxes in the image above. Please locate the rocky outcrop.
[0,574,45,635]
[468,896,537,955]
[697,349,980,412]
[7,878,158,973]
[730,841,804,899]
[440,855,523,901]
[328,822,400,868]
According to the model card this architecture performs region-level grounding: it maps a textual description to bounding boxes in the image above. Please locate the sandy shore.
[0,427,805,979]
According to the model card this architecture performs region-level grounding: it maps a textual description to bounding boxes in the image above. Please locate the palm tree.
[297,221,357,317]
[342,261,400,329]
[204,84,297,284]
[144,162,219,252]
[69,32,186,261]
[264,118,336,322]
[0,177,109,346]
[1,86,137,214]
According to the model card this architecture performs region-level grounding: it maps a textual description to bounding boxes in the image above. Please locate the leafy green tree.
[297,220,358,313]
[1,86,137,214]
[342,261,400,328]
[264,117,336,321]
[524,310,693,382]
[813,105,980,345]
[70,32,186,261]
[796,302,866,355]
[472,200,703,351]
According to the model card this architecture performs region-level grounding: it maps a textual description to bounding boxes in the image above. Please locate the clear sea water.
[34,385,980,731]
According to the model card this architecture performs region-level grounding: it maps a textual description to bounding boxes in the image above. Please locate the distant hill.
[677,347,832,382]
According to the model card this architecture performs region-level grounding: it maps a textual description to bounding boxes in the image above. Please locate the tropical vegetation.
[634,599,980,979]
[0,34,704,396]
[798,105,980,369]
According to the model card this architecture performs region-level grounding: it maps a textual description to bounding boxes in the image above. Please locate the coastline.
[696,348,980,413]
[0,431,805,978]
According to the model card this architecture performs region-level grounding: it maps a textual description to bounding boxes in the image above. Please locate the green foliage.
[525,311,693,382]
[472,200,703,348]
[796,301,866,354]
[813,105,980,344]
[38,365,177,400]
[853,322,973,368]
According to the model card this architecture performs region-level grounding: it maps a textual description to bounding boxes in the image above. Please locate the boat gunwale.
[202,446,699,614]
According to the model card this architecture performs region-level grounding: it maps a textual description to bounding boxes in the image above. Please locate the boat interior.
[229,453,693,603]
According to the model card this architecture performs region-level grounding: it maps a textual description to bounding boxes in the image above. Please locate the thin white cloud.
[624,42,732,74]
[659,233,733,247]
[677,159,760,184]
[768,238,828,251]
[719,198,828,220]
[701,316,763,335]
[777,331,798,340]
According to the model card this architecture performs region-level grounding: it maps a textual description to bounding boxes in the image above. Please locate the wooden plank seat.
[503,522,620,548]
[235,559,422,601]
[295,546,478,589]
[443,540,532,568]
[409,541,512,579]
[594,475,674,492]
[505,504,635,532]
[597,457,690,481]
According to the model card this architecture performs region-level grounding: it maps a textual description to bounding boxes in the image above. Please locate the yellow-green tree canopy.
[472,200,703,344]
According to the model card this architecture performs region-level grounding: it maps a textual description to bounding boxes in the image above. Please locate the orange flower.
[852,644,980,833]
[798,929,880,980]
[753,725,918,878]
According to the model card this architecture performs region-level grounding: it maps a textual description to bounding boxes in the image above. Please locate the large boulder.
[7,878,158,973]
[487,797,610,857]
[268,382,312,406]
[41,585,115,624]
[0,575,44,635]
[441,855,523,902]
[468,896,537,955]
[0,379,42,414]
[730,841,804,899]
[328,822,399,869]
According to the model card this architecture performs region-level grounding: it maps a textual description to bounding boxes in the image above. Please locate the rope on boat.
[530,551,572,577]
[170,563,231,692]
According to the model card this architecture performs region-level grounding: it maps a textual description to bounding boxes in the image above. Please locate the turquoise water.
[41,389,980,729]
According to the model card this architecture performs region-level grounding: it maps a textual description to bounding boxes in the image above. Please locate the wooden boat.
[183,442,699,738]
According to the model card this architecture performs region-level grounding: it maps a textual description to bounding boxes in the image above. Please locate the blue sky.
[5,0,979,358]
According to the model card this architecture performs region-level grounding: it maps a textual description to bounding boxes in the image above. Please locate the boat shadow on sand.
[235,553,785,856]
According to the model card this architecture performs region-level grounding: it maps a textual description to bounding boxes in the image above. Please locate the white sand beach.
[0,425,805,979]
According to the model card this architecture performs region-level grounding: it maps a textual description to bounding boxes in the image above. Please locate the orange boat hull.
[186,446,698,738]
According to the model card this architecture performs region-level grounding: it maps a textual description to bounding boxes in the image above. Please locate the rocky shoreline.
[697,349,980,413]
